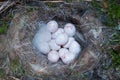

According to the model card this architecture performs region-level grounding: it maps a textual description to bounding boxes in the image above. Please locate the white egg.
[47,51,59,63]
[52,28,64,39]
[58,48,69,58]
[69,41,81,54]
[48,39,60,51]
[55,33,68,46]
[63,37,75,48]
[64,23,76,37]
[47,20,58,33]
[61,51,76,64]
[34,42,50,54]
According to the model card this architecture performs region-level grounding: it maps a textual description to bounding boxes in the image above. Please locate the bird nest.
[7,3,104,77]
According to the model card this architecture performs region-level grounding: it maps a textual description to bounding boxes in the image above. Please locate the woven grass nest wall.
[7,3,104,77]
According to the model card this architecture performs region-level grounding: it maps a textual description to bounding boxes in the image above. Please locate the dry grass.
[0,0,119,80]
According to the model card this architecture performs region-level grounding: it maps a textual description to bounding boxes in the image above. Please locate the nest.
[7,3,105,77]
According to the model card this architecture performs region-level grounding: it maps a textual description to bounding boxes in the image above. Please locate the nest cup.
[31,20,86,74]
[7,4,102,77]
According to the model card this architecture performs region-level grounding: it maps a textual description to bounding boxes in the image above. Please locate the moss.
[0,20,8,34]
[45,2,62,8]
[107,32,120,69]
[65,69,86,79]
[0,69,4,77]
[92,0,120,27]
[72,73,86,79]
[65,0,73,3]
[109,33,120,45]
[10,59,24,77]
[25,7,39,13]
[109,49,120,69]
[0,11,14,34]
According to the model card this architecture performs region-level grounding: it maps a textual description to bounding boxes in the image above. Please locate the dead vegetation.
[0,0,120,80]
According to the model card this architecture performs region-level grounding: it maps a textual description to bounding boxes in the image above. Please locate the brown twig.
[40,0,64,3]
[0,1,16,14]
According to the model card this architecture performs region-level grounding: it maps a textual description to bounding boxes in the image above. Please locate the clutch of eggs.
[33,20,81,64]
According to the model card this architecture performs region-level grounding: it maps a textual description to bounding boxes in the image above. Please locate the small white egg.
[61,52,76,64]
[64,23,76,37]
[52,28,64,39]
[47,51,59,63]
[58,48,69,58]
[47,20,58,33]
[63,37,75,48]
[36,42,50,54]
[69,41,81,54]
[48,39,60,51]
[55,33,68,46]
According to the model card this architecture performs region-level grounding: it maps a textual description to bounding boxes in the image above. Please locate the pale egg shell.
[58,48,69,58]
[61,51,76,64]
[63,37,75,48]
[48,51,59,63]
[69,41,81,54]
[35,42,50,54]
[55,33,68,46]
[52,28,64,39]
[48,39,60,51]
[64,23,76,37]
[47,20,58,33]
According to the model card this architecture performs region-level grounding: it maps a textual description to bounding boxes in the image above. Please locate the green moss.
[25,7,38,13]
[65,69,86,79]
[0,69,4,77]
[108,49,120,70]
[8,13,14,18]
[10,59,24,77]
[109,32,120,45]
[0,12,14,34]
[0,20,8,34]
[107,32,120,69]
[65,0,73,3]
[45,3,57,8]
[92,0,120,27]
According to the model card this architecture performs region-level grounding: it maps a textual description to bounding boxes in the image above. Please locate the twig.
[9,76,20,80]
[40,0,64,3]
[0,1,16,14]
